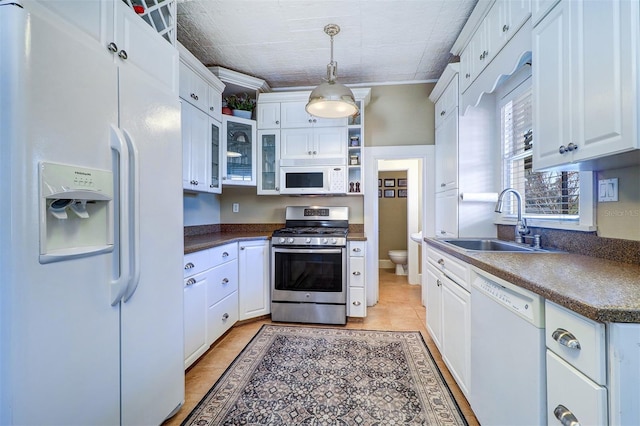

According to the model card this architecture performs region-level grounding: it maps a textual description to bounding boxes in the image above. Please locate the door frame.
[363,145,435,306]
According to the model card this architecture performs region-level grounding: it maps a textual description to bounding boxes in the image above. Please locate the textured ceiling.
[176,0,478,89]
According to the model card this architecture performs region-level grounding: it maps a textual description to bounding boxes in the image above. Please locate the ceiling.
[176,0,478,90]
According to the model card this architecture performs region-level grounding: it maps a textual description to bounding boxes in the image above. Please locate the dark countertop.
[427,238,640,324]
[185,232,271,254]
[185,231,367,254]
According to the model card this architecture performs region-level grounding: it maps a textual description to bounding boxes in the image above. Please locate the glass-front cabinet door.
[207,118,221,193]
[257,130,280,195]
[222,116,256,186]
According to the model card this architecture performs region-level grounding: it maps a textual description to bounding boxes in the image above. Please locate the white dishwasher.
[470,270,546,426]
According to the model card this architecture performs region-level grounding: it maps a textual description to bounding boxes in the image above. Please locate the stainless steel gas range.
[271,206,349,325]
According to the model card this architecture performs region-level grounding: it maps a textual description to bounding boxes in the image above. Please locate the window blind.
[501,88,579,218]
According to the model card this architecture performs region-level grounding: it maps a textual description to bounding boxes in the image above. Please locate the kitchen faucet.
[495,188,529,243]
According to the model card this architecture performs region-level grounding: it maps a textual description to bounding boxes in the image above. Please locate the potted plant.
[224,93,256,119]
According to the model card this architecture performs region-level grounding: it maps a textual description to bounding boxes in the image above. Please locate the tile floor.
[163,268,479,425]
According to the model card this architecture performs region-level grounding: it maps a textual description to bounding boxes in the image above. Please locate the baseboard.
[379,259,394,269]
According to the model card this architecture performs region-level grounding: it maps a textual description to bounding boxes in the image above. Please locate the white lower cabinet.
[425,264,443,348]
[441,274,471,397]
[183,268,208,368]
[546,350,607,426]
[183,242,239,369]
[347,241,366,317]
[425,246,470,397]
[238,240,270,320]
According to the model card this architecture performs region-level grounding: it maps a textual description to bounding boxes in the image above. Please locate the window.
[501,83,581,221]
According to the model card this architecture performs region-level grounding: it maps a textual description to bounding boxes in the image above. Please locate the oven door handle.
[273,247,344,255]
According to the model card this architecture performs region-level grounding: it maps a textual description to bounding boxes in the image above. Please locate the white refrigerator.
[0,1,184,425]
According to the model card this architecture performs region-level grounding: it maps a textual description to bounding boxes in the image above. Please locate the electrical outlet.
[598,178,619,202]
[232,203,239,213]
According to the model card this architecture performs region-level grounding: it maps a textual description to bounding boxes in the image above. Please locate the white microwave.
[279,166,347,195]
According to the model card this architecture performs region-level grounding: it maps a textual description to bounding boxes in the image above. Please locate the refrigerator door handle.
[121,128,140,303]
[110,125,131,305]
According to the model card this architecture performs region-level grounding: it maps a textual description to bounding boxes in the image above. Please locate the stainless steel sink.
[442,239,542,252]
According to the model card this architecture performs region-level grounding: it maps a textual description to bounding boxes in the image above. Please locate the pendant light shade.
[306,24,358,119]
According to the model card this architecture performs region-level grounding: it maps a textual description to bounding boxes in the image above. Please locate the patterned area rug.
[182,325,467,425]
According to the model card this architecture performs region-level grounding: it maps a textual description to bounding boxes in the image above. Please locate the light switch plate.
[232,203,239,213]
[598,178,618,202]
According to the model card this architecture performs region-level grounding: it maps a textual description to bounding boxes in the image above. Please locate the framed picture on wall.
[398,178,407,187]
[384,189,395,198]
[398,189,408,198]
[384,179,395,187]
[378,179,382,187]
[378,189,382,198]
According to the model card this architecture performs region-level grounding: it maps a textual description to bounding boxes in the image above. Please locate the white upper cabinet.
[533,0,639,170]
[434,76,459,193]
[257,103,281,129]
[37,0,178,94]
[458,0,531,94]
[280,102,347,128]
[222,116,257,186]
[280,127,347,162]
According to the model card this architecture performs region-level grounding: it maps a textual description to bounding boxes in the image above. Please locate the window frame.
[494,69,596,232]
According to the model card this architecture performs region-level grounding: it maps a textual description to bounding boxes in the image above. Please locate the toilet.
[388,250,408,275]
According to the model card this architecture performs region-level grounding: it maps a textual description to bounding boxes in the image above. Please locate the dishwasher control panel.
[473,276,536,322]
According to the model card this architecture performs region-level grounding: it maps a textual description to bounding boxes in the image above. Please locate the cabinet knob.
[353,247,361,252]
[222,252,229,257]
[184,262,195,270]
[567,143,578,152]
[436,279,442,287]
[465,73,470,79]
[222,313,229,320]
[552,328,581,350]
[275,120,280,124]
[553,405,580,426]
[221,278,229,285]
[308,151,312,155]
[308,119,313,123]
[240,246,245,250]
[312,151,317,155]
[558,145,567,154]
[502,24,510,32]
[352,271,361,276]
[210,184,215,188]
[352,301,362,306]
[210,106,214,111]
[186,278,196,286]
[437,259,445,265]
[190,93,199,101]
[118,50,128,60]
[440,110,445,116]
[440,230,446,235]
[440,182,446,187]
[107,42,118,53]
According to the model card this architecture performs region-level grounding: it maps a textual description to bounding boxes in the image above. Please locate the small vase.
[232,109,252,119]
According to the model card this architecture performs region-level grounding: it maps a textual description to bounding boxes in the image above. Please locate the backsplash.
[498,225,640,265]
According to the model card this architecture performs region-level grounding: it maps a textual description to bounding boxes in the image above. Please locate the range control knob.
[287,238,295,244]
[322,238,328,244]
[306,238,312,243]
[279,237,286,244]
[331,238,337,244]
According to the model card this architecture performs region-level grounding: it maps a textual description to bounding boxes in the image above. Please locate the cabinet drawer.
[207,291,238,345]
[546,350,607,426]
[349,257,365,288]
[349,241,365,257]
[184,248,213,278]
[210,243,238,267]
[545,300,606,385]
[348,287,366,317]
[426,246,469,290]
[207,260,238,307]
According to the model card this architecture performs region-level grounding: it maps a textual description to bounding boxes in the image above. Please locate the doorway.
[363,145,435,307]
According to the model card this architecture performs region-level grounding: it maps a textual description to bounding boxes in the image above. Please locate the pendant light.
[306,24,359,119]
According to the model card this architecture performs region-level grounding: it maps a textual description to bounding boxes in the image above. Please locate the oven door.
[271,246,346,304]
